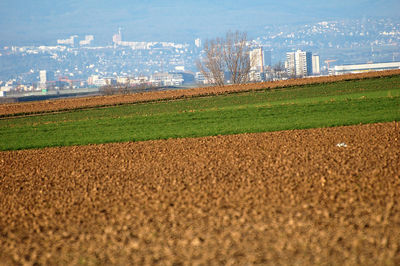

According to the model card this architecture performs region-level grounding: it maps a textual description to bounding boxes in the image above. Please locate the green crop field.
[1,76,399,150]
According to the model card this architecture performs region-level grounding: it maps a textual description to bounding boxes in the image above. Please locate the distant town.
[0,17,399,98]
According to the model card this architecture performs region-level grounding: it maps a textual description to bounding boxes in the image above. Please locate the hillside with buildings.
[0,18,399,98]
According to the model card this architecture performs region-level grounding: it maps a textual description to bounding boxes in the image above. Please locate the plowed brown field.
[1,122,399,265]
[1,70,400,117]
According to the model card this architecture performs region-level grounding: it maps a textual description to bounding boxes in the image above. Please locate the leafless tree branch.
[197,31,253,86]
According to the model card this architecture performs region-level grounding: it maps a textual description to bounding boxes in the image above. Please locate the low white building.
[79,35,94,46]
[1,85,12,92]
[117,77,129,85]
[88,75,106,87]
[150,73,184,86]
[333,62,400,75]
[249,71,264,82]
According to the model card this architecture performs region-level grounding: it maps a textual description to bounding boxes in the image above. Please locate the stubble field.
[1,122,399,265]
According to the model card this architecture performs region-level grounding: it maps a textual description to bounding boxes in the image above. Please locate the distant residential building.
[263,50,272,67]
[333,62,400,75]
[195,38,202,48]
[95,79,107,87]
[175,66,185,72]
[195,71,221,85]
[39,70,54,84]
[39,70,54,89]
[80,35,94,46]
[312,55,320,75]
[39,70,47,85]
[116,76,129,85]
[88,75,106,87]
[117,41,152,49]
[104,77,117,86]
[286,50,312,77]
[195,72,206,84]
[249,71,264,82]
[87,75,97,85]
[150,73,184,86]
[129,76,149,86]
[0,85,12,92]
[57,35,78,46]
[285,52,296,77]
[175,72,195,84]
[112,28,122,46]
[250,47,264,72]
[249,47,265,82]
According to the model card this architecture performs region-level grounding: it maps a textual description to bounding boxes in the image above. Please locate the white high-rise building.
[263,50,272,67]
[250,47,264,72]
[295,50,308,77]
[286,50,313,77]
[312,55,320,75]
[39,70,48,84]
[286,52,296,76]
[39,70,54,89]
[195,38,202,48]
[113,28,122,45]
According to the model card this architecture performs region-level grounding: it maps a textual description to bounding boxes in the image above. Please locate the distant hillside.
[1,0,400,44]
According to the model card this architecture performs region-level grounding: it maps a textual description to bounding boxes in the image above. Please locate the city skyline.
[1,11,399,97]
[1,0,400,45]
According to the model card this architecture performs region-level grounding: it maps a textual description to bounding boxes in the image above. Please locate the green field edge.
[1,75,399,151]
[4,119,398,152]
[2,97,399,151]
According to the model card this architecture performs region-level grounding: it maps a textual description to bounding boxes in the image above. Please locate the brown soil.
[1,69,400,117]
[0,122,399,265]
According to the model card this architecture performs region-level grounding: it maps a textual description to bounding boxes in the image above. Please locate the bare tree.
[272,61,287,80]
[223,31,252,84]
[196,37,225,86]
[197,31,252,86]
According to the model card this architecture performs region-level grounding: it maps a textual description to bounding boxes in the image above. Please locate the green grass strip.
[1,76,399,150]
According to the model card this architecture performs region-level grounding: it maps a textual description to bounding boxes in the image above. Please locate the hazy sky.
[0,0,399,45]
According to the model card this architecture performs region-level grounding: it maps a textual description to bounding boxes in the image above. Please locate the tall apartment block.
[312,55,320,75]
[250,47,264,72]
[263,50,272,67]
[113,28,122,45]
[286,50,313,77]
[39,70,54,89]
